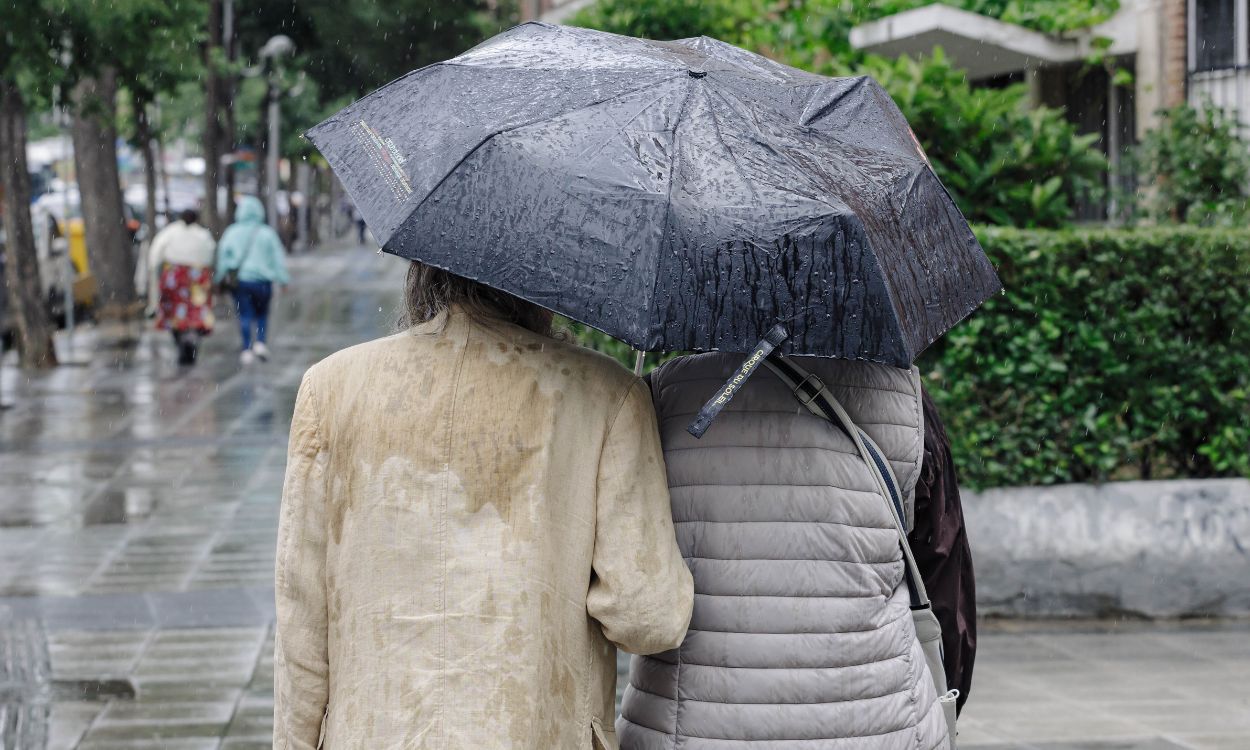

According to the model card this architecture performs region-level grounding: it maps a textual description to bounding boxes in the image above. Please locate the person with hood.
[148,208,217,366]
[617,354,976,750]
[273,262,694,749]
[215,196,290,364]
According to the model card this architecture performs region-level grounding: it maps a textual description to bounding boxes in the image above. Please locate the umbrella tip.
[688,70,707,79]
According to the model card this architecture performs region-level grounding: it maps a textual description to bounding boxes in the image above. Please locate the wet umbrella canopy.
[307,22,1000,366]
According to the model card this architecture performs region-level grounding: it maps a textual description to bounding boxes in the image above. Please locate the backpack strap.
[762,354,932,610]
[763,354,959,744]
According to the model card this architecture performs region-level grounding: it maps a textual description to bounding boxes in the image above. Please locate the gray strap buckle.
[793,373,825,407]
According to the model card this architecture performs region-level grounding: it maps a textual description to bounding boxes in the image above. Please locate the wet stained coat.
[306,22,1000,367]
[273,309,694,749]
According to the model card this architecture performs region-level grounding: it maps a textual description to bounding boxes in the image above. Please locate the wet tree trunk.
[134,94,159,312]
[203,0,225,236]
[134,95,159,234]
[223,0,237,226]
[71,68,137,319]
[256,84,270,219]
[156,131,172,218]
[0,80,58,368]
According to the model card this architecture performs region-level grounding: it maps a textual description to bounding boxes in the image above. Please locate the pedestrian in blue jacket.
[215,196,290,364]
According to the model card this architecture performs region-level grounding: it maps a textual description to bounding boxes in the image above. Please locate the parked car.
[31,191,142,324]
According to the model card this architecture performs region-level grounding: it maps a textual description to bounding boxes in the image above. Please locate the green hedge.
[923,226,1250,488]
[575,227,1250,489]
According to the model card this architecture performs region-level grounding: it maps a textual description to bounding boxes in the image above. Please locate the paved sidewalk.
[1,241,1247,749]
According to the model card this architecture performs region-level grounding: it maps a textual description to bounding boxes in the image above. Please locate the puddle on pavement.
[82,489,156,526]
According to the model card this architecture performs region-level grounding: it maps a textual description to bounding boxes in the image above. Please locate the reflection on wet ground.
[0,242,398,748]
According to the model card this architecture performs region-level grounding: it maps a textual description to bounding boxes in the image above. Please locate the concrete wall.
[965,478,1250,618]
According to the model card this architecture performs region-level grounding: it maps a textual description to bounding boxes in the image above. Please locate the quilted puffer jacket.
[618,352,950,750]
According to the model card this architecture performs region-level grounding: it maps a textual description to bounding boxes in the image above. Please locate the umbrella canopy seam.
[644,75,700,351]
[394,72,689,229]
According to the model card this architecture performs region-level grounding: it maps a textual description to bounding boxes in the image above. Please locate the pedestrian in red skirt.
[148,209,217,365]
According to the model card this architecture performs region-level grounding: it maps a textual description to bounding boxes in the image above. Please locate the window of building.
[1195,0,1238,70]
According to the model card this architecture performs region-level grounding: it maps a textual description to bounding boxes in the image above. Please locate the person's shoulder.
[217,223,241,244]
[301,332,408,390]
[501,322,637,391]
[650,351,740,390]
[260,223,283,242]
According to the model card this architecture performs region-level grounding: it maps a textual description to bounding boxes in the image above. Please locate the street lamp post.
[258,35,294,225]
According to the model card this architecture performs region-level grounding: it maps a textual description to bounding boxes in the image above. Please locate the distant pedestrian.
[215,196,289,365]
[148,209,216,366]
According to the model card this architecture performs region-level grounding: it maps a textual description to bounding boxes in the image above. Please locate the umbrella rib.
[702,87,762,207]
[407,73,688,220]
[705,86,839,214]
[645,77,699,349]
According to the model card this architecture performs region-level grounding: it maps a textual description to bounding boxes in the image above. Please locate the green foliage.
[937,0,1119,34]
[0,1,68,108]
[566,321,681,374]
[572,1,1108,228]
[54,0,205,101]
[1133,102,1250,225]
[862,51,1106,227]
[226,0,508,158]
[571,0,1120,47]
[236,0,504,101]
[574,227,1250,488]
[923,226,1250,488]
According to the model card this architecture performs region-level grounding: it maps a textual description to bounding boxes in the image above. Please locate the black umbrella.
[308,22,999,368]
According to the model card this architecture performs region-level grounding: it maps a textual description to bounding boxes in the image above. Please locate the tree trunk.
[134,95,159,234]
[256,83,270,218]
[223,0,237,226]
[134,94,159,312]
[156,130,172,218]
[203,0,224,236]
[0,80,58,368]
[71,68,137,319]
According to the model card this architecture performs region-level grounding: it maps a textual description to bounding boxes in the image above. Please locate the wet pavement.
[0,241,1247,749]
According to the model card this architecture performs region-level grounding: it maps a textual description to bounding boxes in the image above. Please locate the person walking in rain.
[616,360,976,749]
[215,196,289,365]
[273,262,694,749]
[301,22,1003,750]
[148,209,217,366]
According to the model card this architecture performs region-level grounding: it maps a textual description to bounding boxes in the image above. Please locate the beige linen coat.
[274,308,694,750]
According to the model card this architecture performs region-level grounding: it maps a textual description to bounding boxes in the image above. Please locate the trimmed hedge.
[923,226,1250,488]
[575,227,1250,489]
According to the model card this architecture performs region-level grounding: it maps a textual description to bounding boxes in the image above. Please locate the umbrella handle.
[633,350,646,376]
[685,324,790,438]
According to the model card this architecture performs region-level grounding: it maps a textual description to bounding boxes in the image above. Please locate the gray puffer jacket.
[618,352,950,750]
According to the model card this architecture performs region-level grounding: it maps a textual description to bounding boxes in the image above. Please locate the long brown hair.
[398,261,554,336]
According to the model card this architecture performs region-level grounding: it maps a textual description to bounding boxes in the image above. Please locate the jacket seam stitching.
[683,556,900,565]
[675,519,895,530]
[439,324,471,747]
[681,609,910,636]
[637,650,909,671]
[620,713,923,743]
[668,483,886,495]
[691,592,894,600]
[625,680,916,707]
